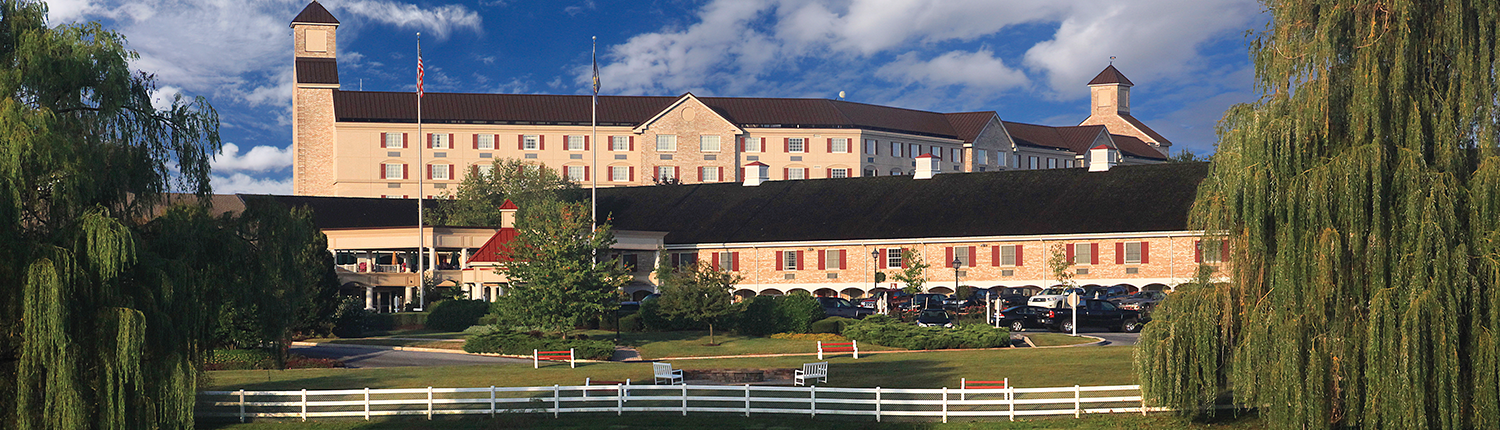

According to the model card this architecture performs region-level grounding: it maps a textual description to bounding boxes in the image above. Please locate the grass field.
[199,411,1264,429]
[205,346,1138,392]
[1023,333,1098,347]
[577,330,905,359]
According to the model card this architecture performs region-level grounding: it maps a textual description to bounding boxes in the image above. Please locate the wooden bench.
[961,377,1008,400]
[794,362,828,386]
[533,349,575,368]
[653,362,683,385]
[817,340,859,359]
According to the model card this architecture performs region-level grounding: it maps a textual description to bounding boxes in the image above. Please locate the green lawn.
[204,346,1138,392]
[1023,333,1098,347]
[578,330,903,359]
[199,412,1264,429]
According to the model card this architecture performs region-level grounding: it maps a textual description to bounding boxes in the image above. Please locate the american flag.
[417,56,424,98]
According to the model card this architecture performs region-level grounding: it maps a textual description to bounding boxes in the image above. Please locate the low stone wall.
[682,368,794,383]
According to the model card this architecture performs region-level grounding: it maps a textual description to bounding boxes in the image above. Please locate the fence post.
[744,384,751,417]
[617,383,624,416]
[810,385,817,417]
[238,389,245,423]
[300,388,307,422]
[960,378,966,401]
[427,386,433,420]
[534,349,539,369]
[625,379,631,400]
[490,386,497,417]
[681,384,688,416]
[1074,385,1081,418]
[853,339,859,359]
[570,348,576,368]
[553,384,560,418]
[817,341,824,360]
[364,387,370,420]
[875,387,882,422]
[584,377,590,398]
[1008,384,1015,421]
[1141,385,1147,416]
[942,387,948,423]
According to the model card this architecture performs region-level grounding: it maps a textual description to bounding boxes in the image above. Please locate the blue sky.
[46,0,1266,194]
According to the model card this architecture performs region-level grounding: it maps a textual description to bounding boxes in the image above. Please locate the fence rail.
[198,383,1164,423]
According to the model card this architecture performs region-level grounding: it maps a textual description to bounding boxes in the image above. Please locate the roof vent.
[914,153,940,180]
[498,199,519,228]
[1088,145,1119,172]
[744,161,770,186]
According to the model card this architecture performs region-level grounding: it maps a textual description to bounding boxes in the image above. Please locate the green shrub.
[426,300,491,332]
[462,324,501,336]
[476,313,499,326]
[206,349,344,370]
[810,317,854,334]
[618,313,643,332]
[776,292,825,333]
[738,296,781,336]
[463,330,614,360]
[366,312,428,331]
[842,315,1010,350]
[331,296,369,338]
[639,299,700,331]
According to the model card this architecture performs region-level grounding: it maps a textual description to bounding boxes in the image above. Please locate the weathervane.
[1110,56,1116,65]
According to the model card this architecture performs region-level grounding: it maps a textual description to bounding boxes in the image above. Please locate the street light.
[952,257,962,294]
[872,250,882,314]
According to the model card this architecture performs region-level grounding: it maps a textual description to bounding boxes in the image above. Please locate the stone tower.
[1078,65,1172,158]
[291,1,340,195]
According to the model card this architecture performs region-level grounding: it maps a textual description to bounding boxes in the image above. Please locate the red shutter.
[1221,241,1230,262]
[402,164,409,179]
[402,133,409,148]
[1195,241,1202,262]
[539,135,545,150]
[784,168,789,180]
[839,250,847,270]
[991,246,999,266]
[775,252,783,271]
[381,132,387,148]
[584,135,590,151]
[802,168,809,179]
[674,166,680,181]
[584,166,590,181]
[629,166,635,182]
[1091,243,1099,265]
[901,248,909,268]
[968,247,976,267]
[945,247,954,268]
[471,165,478,177]
[818,250,826,270]
[380,164,387,179]
[427,164,433,180]
[826,138,833,153]
[1016,245,1023,266]
[518,135,524,150]
[426,133,433,149]
[563,135,569,149]
[1066,244,1075,263]
[448,133,454,148]
[1141,242,1150,264]
[1116,242,1125,264]
[629,136,635,151]
[712,252,720,270]
[697,167,704,182]
[826,168,832,178]
[448,165,454,180]
[759,137,765,152]
[472,134,478,149]
[740,167,745,181]
[717,167,724,182]
[877,248,886,269]
[796,250,804,271]
[738,137,745,152]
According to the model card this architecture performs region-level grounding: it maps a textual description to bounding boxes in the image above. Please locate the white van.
[1028,287,1085,309]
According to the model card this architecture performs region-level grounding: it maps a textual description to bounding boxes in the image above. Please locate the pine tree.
[1136,1,1500,429]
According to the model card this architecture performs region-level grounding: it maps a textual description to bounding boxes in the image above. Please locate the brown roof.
[1088,65,1134,86]
[943,112,996,143]
[1119,113,1173,146]
[295,57,339,85]
[1003,121,1103,152]
[333,91,973,139]
[291,1,339,25]
[1109,134,1168,160]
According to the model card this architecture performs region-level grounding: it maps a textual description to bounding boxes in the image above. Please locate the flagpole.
[590,36,598,232]
[416,33,426,311]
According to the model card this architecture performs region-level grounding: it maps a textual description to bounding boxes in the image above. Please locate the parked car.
[915,309,956,328]
[817,297,875,319]
[1112,291,1167,312]
[1028,287,1085,308]
[906,293,948,310]
[1041,299,1145,333]
[857,291,909,309]
[996,305,1053,332]
[997,287,1038,308]
[1082,284,1137,301]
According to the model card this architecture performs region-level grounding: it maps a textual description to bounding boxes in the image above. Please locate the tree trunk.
[709,323,715,346]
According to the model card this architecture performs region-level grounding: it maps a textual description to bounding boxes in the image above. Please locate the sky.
[44,0,1268,194]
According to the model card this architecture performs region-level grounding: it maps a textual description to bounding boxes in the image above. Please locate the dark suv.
[1041,299,1145,333]
[817,297,875,319]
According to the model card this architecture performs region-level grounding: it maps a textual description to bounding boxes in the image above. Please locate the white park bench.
[654,362,684,385]
[794,362,828,386]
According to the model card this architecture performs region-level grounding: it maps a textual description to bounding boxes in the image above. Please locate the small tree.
[887,249,931,294]
[428,159,579,227]
[1046,243,1076,290]
[493,199,631,338]
[654,262,744,345]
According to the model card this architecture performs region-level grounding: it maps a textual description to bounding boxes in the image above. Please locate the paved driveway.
[291,344,528,368]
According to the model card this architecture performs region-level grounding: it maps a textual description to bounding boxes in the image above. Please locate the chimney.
[1088,144,1119,172]
[498,199,519,228]
[743,161,770,186]
[914,153,940,179]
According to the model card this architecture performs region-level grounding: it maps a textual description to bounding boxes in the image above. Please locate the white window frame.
[611,136,629,151]
[952,148,962,163]
[1029,156,1039,170]
[656,134,677,152]
[523,135,539,150]
[829,168,848,179]
[831,138,849,153]
[788,138,805,153]
[910,144,922,158]
[385,133,403,149]
[954,246,971,267]
[431,163,450,180]
[1202,240,1226,263]
[700,135,721,152]
[999,245,1018,266]
[656,165,675,180]
[1047,158,1058,169]
[430,134,449,149]
[477,134,494,150]
[787,168,805,180]
[891,142,902,157]
[745,137,762,153]
[610,166,629,182]
[1124,242,1143,264]
[783,251,799,271]
[567,135,585,151]
[976,150,987,165]
[565,165,586,181]
[1073,243,1093,265]
[701,167,720,182]
[476,164,494,177]
[824,249,841,269]
[865,139,877,155]
[384,163,403,180]
[886,248,903,268]
[718,252,734,271]
[890,168,903,176]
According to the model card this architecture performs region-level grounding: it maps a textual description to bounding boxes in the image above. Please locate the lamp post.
[952,257,962,294]
[872,250,882,315]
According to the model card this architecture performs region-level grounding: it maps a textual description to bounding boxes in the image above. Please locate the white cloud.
[148,85,181,111]
[211,143,293,173]
[44,0,95,23]
[336,0,482,39]
[211,173,293,195]
[876,49,1028,90]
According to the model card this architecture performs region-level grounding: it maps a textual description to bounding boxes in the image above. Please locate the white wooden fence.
[198,383,1163,423]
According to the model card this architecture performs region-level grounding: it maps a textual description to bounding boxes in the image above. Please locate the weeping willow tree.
[0,0,221,427]
[1137,0,1500,429]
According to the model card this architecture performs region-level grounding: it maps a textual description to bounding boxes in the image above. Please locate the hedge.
[367,312,428,331]
[810,317,855,334]
[205,349,344,370]
[425,300,491,332]
[738,293,825,336]
[463,330,615,360]
[842,315,1011,350]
